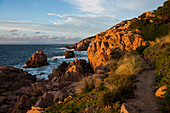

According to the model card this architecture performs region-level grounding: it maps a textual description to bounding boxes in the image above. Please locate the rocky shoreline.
[1,1,169,112]
[0,58,93,113]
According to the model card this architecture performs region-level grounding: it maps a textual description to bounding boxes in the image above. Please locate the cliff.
[68,0,170,71]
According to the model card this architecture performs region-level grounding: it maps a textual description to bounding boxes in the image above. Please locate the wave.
[48,56,65,60]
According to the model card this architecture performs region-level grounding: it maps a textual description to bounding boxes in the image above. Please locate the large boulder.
[64,50,75,58]
[24,50,49,68]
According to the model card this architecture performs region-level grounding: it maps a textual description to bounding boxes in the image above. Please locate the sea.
[0,44,88,79]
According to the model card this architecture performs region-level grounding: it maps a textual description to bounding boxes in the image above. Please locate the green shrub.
[101,90,121,106]
[110,48,123,60]
[141,23,169,41]
[135,45,148,54]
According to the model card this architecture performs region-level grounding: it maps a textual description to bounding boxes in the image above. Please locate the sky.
[0,0,166,44]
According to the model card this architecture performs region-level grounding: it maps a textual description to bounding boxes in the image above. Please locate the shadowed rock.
[63,50,75,58]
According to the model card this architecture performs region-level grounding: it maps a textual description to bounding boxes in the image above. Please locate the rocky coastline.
[1,1,169,112]
[0,58,93,113]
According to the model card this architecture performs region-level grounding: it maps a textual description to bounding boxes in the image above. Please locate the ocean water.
[0,44,88,79]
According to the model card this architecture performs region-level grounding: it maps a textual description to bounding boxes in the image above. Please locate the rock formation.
[24,50,49,68]
[64,50,75,58]
[87,20,149,71]
[66,36,96,51]
[48,58,93,83]
[0,66,36,113]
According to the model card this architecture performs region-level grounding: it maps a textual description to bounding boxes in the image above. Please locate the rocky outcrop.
[24,50,49,68]
[0,66,36,113]
[64,50,75,58]
[66,36,96,51]
[12,58,92,113]
[87,20,149,71]
[48,58,93,83]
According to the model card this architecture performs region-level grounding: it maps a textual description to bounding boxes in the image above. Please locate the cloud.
[64,0,105,14]
[0,14,119,38]
[34,32,41,34]
[0,34,81,44]
[64,0,166,19]
[6,29,18,32]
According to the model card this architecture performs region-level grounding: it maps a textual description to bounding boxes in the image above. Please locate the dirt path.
[121,57,162,113]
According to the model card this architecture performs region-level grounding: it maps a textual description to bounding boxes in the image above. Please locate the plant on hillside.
[143,33,170,112]
[75,76,95,95]
[115,52,143,76]
[102,52,142,106]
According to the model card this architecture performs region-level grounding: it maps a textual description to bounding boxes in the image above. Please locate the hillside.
[43,1,170,113]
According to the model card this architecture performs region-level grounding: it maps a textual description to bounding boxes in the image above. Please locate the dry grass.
[75,76,95,95]
[151,32,170,45]
[115,53,143,76]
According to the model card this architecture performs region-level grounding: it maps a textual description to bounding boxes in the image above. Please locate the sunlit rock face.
[87,19,149,71]
[24,50,49,68]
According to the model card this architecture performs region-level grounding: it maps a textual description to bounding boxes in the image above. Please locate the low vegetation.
[127,0,170,41]
[143,33,170,112]
[45,51,143,113]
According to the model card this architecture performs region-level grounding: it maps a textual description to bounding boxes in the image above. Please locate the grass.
[127,1,170,41]
[143,33,170,112]
[115,52,143,76]
[102,52,142,107]
[44,51,142,113]
[75,76,95,95]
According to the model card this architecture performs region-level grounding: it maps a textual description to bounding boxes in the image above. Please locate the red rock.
[64,50,75,58]
[24,50,49,68]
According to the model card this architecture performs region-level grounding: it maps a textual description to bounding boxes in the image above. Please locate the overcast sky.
[0,0,166,44]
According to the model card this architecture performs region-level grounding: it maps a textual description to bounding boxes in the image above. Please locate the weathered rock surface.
[64,50,75,58]
[87,20,149,71]
[24,50,49,68]
[0,66,36,113]
[155,85,167,98]
[66,36,96,51]
[48,58,93,83]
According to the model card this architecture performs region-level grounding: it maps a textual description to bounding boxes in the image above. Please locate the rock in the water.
[54,58,58,61]
[64,50,75,58]
[24,50,49,68]
[155,85,167,98]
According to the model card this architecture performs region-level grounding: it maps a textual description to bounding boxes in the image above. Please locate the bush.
[110,48,124,60]
[115,52,143,76]
[101,90,120,106]
[135,45,148,54]
[76,76,95,95]
[141,23,169,41]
